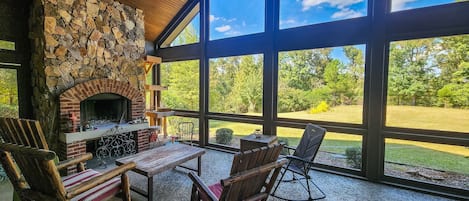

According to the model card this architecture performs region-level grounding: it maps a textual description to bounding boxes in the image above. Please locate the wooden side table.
[240,134,278,152]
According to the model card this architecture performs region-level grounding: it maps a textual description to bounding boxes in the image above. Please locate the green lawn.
[386,105,469,132]
[278,105,363,124]
[385,141,469,174]
[279,105,469,133]
[208,105,469,174]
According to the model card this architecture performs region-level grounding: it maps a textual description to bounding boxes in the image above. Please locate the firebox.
[80,93,131,126]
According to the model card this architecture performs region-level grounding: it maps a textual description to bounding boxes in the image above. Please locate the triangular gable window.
[161,4,200,48]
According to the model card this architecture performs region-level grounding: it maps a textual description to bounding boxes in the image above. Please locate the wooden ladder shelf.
[143,55,174,142]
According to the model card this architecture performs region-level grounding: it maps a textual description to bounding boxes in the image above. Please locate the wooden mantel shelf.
[145,84,168,91]
[145,55,162,63]
[145,110,175,118]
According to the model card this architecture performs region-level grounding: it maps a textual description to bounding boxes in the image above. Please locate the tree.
[161,60,199,110]
[0,69,18,118]
[343,46,365,104]
[437,62,469,108]
[277,48,333,112]
[278,48,332,91]
[170,15,199,46]
[209,56,240,112]
[229,55,263,113]
[388,39,437,106]
[0,69,18,105]
[435,35,469,83]
[323,59,356,106]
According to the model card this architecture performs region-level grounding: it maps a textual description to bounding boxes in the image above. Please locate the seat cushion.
[198,182,222,201]
[208,183,223,199]
[62,169,121,201]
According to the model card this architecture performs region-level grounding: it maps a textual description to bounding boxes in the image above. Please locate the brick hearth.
[59,79,150,173]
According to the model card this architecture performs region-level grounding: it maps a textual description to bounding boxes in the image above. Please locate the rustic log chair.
[188,144,288,201]
[271,124,327,200]
[0,117,136,201]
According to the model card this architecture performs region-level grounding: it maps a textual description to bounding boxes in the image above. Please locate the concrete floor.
[0,148,457,201]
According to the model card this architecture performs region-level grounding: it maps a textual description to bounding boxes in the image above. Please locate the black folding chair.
[272,124,327,200]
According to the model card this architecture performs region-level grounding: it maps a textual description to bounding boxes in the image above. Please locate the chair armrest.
[65,162,136,199]
[188,172,218,201]
[57,153,93,171]
[284,145,296,151]
[285,155,314,165]
[281,145,296,155]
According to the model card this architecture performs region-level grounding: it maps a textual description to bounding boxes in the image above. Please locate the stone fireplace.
[29,0,151,169]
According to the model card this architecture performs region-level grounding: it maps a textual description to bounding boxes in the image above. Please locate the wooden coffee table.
[115,144,205,201]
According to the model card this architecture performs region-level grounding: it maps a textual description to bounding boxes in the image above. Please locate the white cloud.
[210,15,236,23]
[215,25,231,32]
[302,0,363,11]
[279,19,297,25]
[225,30,242,36]
[210,15,219,22]
[391,0,416,11]
[331,8,363,19]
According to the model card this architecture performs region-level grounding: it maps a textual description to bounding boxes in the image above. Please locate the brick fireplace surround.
[58,78,150,172]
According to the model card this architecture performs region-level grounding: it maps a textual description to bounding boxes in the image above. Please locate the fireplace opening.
[80,93,131,127]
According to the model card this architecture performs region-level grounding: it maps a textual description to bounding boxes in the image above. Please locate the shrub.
[277,88,311,112]
[215,128,233,145]
[0,104,18,118]
[309,101,330,114]
[345,147,362,169]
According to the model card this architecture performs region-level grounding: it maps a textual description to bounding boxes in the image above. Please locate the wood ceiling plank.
[116,0,188,41]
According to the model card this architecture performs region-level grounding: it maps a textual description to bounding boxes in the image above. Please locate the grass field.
[204,105,469,175]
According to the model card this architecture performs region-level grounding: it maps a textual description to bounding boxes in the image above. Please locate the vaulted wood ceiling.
[116,0,188,42]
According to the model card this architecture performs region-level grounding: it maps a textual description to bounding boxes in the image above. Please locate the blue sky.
[391,0,460,12]
[208,0,459,40]
[209,0,265,40]
[280,0,367,29]
[330,45,366,65]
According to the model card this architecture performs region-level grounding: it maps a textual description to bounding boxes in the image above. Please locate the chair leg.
[302,169,326,200]
[121,173,131,201]
[191,184,199,201]
[308,179,326,200]
[272,169,326,200]
[304,171,313,200]
[271,166,288,196]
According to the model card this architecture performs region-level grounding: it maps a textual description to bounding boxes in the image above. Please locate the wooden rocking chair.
[0,117,136,201]
[188,144,287,201]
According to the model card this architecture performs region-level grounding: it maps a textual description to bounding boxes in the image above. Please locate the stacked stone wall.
[30,0,146,150]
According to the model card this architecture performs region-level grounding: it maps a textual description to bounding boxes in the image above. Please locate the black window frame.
[154,0,469,198]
